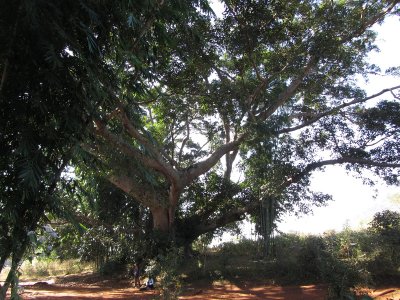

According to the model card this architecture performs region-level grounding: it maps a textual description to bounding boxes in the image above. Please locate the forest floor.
[2,272,400,300]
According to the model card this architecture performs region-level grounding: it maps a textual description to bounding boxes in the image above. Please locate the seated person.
[139,277,155,291]
[147,277,154,289]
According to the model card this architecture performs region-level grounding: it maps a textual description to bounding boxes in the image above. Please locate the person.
[146,277,154,289]
[139,276,155,291]
[133,263,140,288]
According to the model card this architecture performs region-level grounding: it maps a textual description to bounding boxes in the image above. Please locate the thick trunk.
[151,206,170,232]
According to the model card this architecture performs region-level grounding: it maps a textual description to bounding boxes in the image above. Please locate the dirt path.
[9,282,329,300]
[3,273,399,300]
[180,281,328,300]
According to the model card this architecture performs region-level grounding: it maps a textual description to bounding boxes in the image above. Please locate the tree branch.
[281,157,400,191]
[277,85,400,134]
[184,135,246,184]
[257,56,318,121]
[92,118,177,181]
[108,174,165,209]
[181,203,258,241]
[121,109,181,174]
[178,116,190,163]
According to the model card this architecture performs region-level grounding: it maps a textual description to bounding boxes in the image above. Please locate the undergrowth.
[20,258,94,280]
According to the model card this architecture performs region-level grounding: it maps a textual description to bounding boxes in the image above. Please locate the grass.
[0,259,94,281]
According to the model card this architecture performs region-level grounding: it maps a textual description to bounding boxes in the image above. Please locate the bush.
[321,254,370,299]
[146,247,184,300]
[99,260,126,276]
[367,210,400,283]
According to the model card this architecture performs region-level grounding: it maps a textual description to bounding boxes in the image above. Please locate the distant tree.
[368,210,400,280]
[389,193,400,205]
[369,210,400,246]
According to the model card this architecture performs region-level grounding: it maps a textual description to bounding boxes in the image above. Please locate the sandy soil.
[2,273,399,300]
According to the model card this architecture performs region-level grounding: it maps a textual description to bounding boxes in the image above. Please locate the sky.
[208,5,400,242]
[278,16,400,235]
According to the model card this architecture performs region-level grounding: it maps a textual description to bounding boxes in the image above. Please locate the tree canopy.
[84,0,400,241]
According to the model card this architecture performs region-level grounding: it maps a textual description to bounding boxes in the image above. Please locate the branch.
[182,202,259,240]
[350,1,400,40]
[282,157,400,191]
[103,104,181,182]
[277,85,400,134]
[391,89,400,101]
[213,65,235,81]
[108,174,164,209]
[257,56,318,121]
[184,135,246,184]
[178,117,190,163]
[92,118,177,181]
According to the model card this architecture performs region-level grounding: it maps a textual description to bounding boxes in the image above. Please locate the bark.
[0,246,11,276]
[184,136,245,184]
[0,236,28,300]
[108,174,163,209]
[151,206,170,232]
[108,174,179,233]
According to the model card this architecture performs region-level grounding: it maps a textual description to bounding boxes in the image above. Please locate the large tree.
[0,0,206,296]
[84,0,400,246]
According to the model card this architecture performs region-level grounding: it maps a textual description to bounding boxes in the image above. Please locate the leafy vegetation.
[177,212,400,299]
[1,0,400,298]
[1,210,399,300]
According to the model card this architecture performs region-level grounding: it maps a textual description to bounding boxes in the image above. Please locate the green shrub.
[217,239,259,257]
[146,247,184,300]
[99,260,126,276]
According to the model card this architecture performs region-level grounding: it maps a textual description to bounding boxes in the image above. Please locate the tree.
[0,0,117,295]
[84,0,400,248]
[1,0,206,297]
[369,210,400,246]
[368,210,400,280]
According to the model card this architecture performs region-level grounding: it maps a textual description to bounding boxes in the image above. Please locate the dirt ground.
[3,272,400,300]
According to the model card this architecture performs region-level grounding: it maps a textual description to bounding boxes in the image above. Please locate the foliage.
[182,217,400,299]
[367,210,400,282]
[1,0,209,295]
[2,1,400,296]
[146,247,184,300]
[76,0,400,255]
[46,175,153,271]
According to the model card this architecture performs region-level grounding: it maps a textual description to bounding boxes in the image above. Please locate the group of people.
[132,263,154,291]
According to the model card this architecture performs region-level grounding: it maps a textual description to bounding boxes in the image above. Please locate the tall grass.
[19,259,94,280]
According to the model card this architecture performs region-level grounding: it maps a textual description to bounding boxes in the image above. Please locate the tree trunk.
[151,206,170,232]
[0,241,11,275]
[0,253,9,277]
[0,238,28,300]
